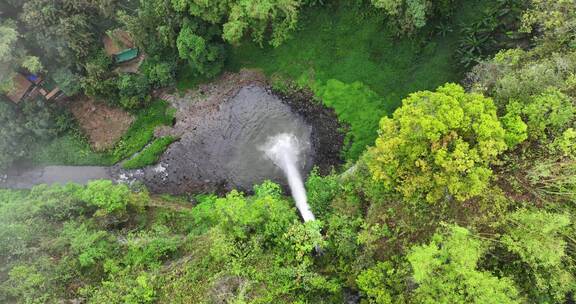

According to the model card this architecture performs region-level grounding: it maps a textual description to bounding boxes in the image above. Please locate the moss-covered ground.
[221,1,488,160]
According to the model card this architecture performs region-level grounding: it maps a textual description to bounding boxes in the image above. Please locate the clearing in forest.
[70,98,134,151]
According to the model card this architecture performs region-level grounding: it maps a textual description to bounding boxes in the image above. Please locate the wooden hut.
[5,74,34,104]
[103,30,139,64]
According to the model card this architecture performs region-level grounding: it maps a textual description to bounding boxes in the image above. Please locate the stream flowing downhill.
[263,133,315,222]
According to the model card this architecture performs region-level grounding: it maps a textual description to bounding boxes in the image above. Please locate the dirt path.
[0,166,111,189]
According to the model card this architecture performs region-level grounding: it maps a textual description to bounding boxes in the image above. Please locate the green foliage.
[61,221,115,267]
[502,209,569,269]
[78,180,138,215]
[0,98,61,170]
[124,224,181,267]
[520,0,576,49]
[52,67,82,96]
[176,21,224,77]
[367,83,510,203]
[19,0,112,65]
[357,260,408,304]
[117,74,152,111]
[141,58,176,88]
[305,168,341,218]
[29,132,115,166]
[81,50,116,99]
[123,136,177,169]
[85,271,158,304]
[173,0,303,47]
[283,220,325,263]
[521,88,575,140]
[21,56,43,74]
[2,264,54,304]
[500,102,528,148]
[0,19,37,92]
[314,79,385,160]
[455,0,526,68]
[408,225,520,303]
[110,100,175,164]
[370,0,429,34]
[496,209,575,302]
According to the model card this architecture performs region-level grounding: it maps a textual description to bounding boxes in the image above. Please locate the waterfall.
[262,133,315,222]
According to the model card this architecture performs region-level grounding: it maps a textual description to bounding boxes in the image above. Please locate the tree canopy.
[367,83,512,203]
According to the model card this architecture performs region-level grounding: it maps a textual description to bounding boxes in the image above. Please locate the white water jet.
[262,133,315,222]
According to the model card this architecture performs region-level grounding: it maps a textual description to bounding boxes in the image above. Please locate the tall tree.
[366,83,512,203]
[172,0,303,47]
[408,225,520,303]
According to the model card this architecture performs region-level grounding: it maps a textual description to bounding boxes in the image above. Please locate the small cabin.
[114,48,139,64]
[5,74,34,104]
[103,30,139,64]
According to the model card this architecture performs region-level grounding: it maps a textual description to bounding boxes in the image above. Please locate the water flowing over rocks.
[116,70,345,194]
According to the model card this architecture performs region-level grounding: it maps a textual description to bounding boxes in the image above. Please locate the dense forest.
[1,0,576,303]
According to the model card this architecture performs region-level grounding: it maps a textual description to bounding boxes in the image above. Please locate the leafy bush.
[117,74,152,110]
[305,168,341,218]
[61,221,116,267]
[521,88,575,140]
[2,264,54,304]
[52,67,82,96]
[78,180,147,216]
[367,83,510,203]
[176,22,224,78]
[408,225,520,303]
[123,224,181,267]
[141,58,176,88]
[499,209,575,302]
[357,260,408,304]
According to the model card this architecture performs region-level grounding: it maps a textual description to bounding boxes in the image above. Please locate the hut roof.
[6,74,33,103]
[103,30,135,56]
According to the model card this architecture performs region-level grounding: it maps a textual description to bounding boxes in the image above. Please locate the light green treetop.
[408,225,520,304]
[367,83,511,203]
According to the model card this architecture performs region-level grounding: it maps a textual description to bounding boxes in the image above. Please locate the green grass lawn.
[31,100,175,167]
[222,1,487,160]
[122,136,177,169]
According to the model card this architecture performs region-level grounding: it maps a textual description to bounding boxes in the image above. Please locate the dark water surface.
[1,86,318,194]
[131,85,314,194]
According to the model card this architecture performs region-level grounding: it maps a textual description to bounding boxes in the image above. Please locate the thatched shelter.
[5,74,33,103]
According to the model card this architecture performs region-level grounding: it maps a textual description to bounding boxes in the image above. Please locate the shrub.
[79,180,130,214]
[367,83,509,203]
[408,225,520,303]
[117,74,152,111]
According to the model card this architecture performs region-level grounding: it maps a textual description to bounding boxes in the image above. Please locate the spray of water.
[262,133,315,222]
